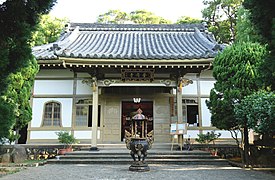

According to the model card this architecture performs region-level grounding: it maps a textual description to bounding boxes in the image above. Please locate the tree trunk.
[243,126,250,166]
[230,130,244,162]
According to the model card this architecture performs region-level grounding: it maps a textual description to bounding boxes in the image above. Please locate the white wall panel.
[76,80,93,94]
[74,130,100,139]
[30,131,60,139]
[34,80,73,95]
[182,80,198,95]
[185,130,200,138]
[201,98,211,127]
[31,98,73,127]
[200,81,215,96]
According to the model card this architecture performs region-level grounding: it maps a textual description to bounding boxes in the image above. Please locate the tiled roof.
[33,23,223,60]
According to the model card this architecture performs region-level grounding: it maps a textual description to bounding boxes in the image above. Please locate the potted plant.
[56,131,78,155]
[195,131,221,155]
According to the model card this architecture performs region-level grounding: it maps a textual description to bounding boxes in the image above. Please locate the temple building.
[30,23,230,147]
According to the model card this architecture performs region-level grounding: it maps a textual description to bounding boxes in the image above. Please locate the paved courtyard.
[1,164,274,180]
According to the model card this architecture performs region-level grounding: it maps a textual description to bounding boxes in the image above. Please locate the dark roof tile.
[32,23,223,60]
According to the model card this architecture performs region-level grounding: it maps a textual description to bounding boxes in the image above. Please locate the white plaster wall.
[184,73,197,79]
[31,98,73,127]
[74,130,100,139]
[76,80,93,94]
[36,69,73,78]
[201,98,211,127]
[30,131,60,139]
[200,81,215,96]
[182,80,198,95]
[203,130,241,139]
[185,130,200,138]
[34,80,73,95]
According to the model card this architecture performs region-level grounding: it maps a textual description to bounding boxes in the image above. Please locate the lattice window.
[75,105,101,127]
[42,101,61,127]
[75,106,88,126]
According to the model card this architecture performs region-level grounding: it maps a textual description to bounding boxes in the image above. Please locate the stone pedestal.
[129,162,150,172]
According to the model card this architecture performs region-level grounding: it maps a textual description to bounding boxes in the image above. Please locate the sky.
[50,0,205,23]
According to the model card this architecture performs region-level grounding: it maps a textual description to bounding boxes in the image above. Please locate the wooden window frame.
[41,101,62,127]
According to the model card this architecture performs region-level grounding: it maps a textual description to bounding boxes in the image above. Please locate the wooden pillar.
[177,78,183,151]
[90,78,99,150]
[71,72,77,135]
[177,77,193,151]
[197,73,203,133]
[82,77,99,150]
[177,87,183,124]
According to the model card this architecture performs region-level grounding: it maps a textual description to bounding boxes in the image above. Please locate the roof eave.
[59,57,213,64]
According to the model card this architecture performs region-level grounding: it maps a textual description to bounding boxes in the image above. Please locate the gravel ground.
[0,164,274,180]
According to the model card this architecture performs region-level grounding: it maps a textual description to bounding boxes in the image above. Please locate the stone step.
[79,143,191,150]
[66,150,211,156]
[47,149,229,166]
[59,154,217,159]
[47,158,229,165]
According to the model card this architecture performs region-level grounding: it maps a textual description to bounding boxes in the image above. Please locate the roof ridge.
[68,23,206,32]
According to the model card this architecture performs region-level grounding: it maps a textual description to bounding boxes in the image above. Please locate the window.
[75,105,100,127]
[42,101,61,127]
[75,106,88,126]
[187,105,199,125]
[182,98,199,127]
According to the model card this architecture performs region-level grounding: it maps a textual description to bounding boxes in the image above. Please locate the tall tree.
[235,6,262,43]
[176,16,202,24]
[202,0,243,43]
[235,90,275,140]
[0,0,56,140]
[129,10,171,24]
[31,14,68,46]
[96,10,171,24]
[206,42,267,164]
[243,0,275,90]
[96,10,129,24]
[243,0,275,47]
[4,57,39,143]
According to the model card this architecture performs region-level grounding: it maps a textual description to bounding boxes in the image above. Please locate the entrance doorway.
[121,101,153,141]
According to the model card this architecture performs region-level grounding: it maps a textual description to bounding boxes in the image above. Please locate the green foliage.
[235,91,275,136]
[0,98,16,139]
[129,10,171,24]
[96,9,171,24]
[259,54,275,90]
[243,0,275,90]
[243,0,275,47]
[176,16,202,24]
[235,7,262,43]
[202,0,243,43]
[7,130,21,144]
[96,10,129,24]
[207,42,267,130]
[195,131,221,144]
[0,0,56,140]
[31,14,68,46]
[5,57,39,130]
[56,131,78,148]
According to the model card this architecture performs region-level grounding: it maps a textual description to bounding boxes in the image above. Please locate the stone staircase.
[47,144,229,166]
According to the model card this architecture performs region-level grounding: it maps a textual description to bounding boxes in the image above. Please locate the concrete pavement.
[1,164,274,180]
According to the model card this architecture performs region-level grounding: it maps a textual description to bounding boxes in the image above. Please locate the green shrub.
[195,131,221,145]
[56,131,78,148]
